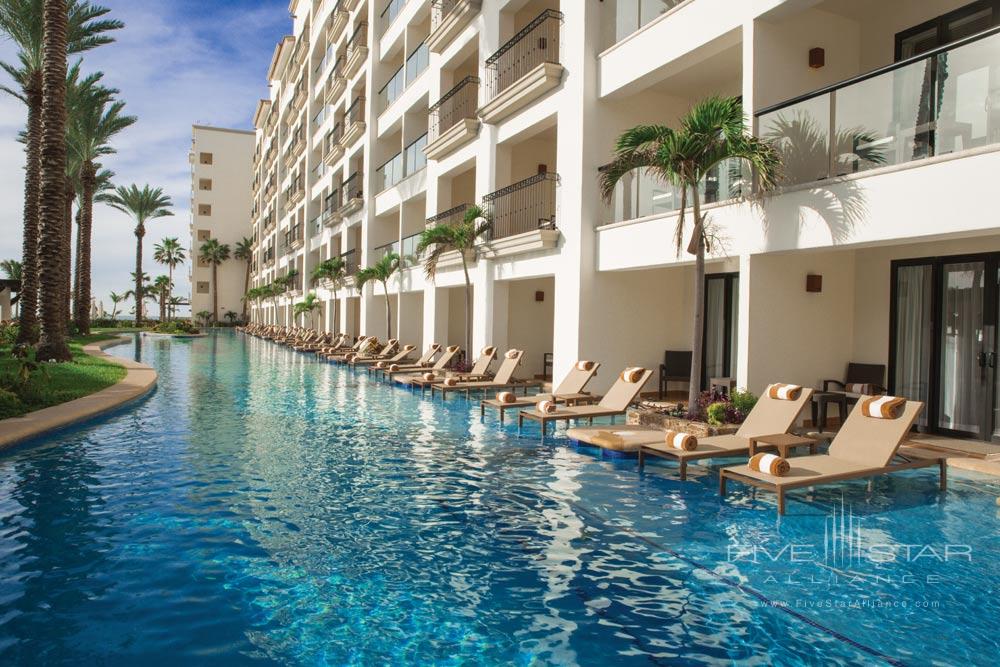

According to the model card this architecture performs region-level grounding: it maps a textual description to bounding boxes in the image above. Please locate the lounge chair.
[369,344,441,378]
[323,336,375,361]
[480,361,601,422]
[720,397,945,515]
[343,339,398,365]
[353,344,415,367]
[380,345,460,380]
[294,332,334,352]
[518,368,653,435]
[401,347,498,392]
[583,387,815,480]
[426,350,541,399]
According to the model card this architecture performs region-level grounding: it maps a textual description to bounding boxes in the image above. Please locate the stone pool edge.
[0,335,157,451]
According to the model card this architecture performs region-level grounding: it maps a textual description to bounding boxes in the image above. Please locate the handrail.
[485,9,562,65]
[426,202,468,224]
[428,75,478,112]
[756,24,1000,116]
[348,22,368,50]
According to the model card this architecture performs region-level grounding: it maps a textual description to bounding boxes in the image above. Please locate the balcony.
[342,97,367,146]
[428,0,480,54]
[400,231,421,267]
[481,172,560,254]
[373,239,400,262]
[340,249,360,280]
[284,223,305,252]
[339,172,364,216]
[377,41,429,116]
[323,190,342,226]
[427,203,470,228]
[380,0,405,35]
[377,134,427,192]
[757,26,1000,189]
[426,76,479,159]
[323,123,345,166]
[285,185,305,207]
[480,10,564,124]
[345,23,369,79]
[327,2,348,43]
[603,158,747,225]
[343,0,360,10]
[324,61,347,104]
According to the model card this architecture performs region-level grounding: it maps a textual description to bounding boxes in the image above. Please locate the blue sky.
[0,0,290,316]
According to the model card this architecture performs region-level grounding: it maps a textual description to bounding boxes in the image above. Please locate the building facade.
[190,125,256,323]
[248,0,1000,442]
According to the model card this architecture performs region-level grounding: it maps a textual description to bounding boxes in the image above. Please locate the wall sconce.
[535,291,545,302]
[809,47,825,69]
[806,274,823,293]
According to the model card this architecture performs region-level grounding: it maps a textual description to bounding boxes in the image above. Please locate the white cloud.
[0,0,287,317]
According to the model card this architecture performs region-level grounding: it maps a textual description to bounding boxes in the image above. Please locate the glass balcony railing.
[609,0,686,46]
[604,159,748,224]
[757,27,1000,187]
[381,0,405,33]
[373,240,401,262]
[404,133,427,174]
[405,41,429,84]
[400,231,422,267]
[378,66,405,111]
[377,152,404,190]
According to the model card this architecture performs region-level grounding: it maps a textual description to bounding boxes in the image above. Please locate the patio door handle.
[989,352,997,368]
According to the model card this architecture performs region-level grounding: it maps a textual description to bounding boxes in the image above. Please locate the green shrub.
[730,389,758,417]
[706,402,727,426]
[0,387,24,419]
[152,320,200,335]
[0,322,18,346]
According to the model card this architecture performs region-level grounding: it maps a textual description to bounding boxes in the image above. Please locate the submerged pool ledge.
[0,335,157,451]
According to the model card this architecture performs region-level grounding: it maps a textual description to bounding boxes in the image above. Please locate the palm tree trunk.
[687,186,706,413]
[242,264,249,320]
[36,0,71,362]
[333,288,339,332]
[134,224,144,327]
[64,180,74,326]
[461,254,472,360]
[15,75,43,347]
[75,162,95,334]
[382,280,391,338]
[73,205,82,322]
[166,264,173,321]
[212,262,218,325]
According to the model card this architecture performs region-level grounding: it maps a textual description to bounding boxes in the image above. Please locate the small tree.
[311,257,346,331]
[293,292,320,329]
[198,238,231,325]
[224,310,239,325]
[196,310,212,328]
[356,252,399,339]
[152,275,171,322]
[599,97,780,410]
[233,237,253,320]
[108,290,124,320]
[417,206,491,358]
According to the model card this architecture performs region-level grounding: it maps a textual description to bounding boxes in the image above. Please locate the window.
[199,178,213,191]
[197,229,211,241]
[895,0,1000,60]
[198,204,212,216]
[199,152,213,165]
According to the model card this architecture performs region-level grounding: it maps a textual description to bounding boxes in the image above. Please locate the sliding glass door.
[891,255,999,439]
[703,273,739,388]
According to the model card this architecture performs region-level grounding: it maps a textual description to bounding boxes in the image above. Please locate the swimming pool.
[0,332,997,665]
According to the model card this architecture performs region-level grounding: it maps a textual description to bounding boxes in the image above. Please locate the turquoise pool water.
[0,332,997,665]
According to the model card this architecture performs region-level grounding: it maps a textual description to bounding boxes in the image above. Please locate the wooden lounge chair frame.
[719,398,946,515]
[480,362,602,422]
[518,369,654,436]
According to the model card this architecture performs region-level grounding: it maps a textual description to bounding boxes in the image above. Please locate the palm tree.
[104,184,174,327]
[107,289,123,319]
[196,310,212,328]
[417,206,491,358]
[152,275,170,322]
[310,256,345,331]
[223,310,238,325]
[0,0,122,347]
[356,252,399,339]
[599,96,781,410]
[232,236,252,320]
[73,164,113,320]
[198,238,231,325]
[167,295,186,320]
[152,237,185,319]
[293,292,320,329]
[68,74,134,334]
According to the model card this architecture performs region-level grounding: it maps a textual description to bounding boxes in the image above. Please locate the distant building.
[189,125,255,323]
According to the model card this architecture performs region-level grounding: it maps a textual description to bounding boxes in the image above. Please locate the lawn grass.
[0,333,129,419]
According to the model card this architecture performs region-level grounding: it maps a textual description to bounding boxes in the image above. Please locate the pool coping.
[0,335,157,451]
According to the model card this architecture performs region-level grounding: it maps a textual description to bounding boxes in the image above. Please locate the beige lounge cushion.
[749,452,790,476]
[860,395,906,419]
[767,383,802,400]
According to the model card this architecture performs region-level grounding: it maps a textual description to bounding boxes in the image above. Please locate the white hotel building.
[247,0,1000,443]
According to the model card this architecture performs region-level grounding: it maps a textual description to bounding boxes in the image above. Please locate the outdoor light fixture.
[806,274,823,293]
[809,47,825,69]
[535,291,545,302]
